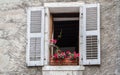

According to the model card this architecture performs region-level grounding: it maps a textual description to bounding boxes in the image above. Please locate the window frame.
[44,2,85,66]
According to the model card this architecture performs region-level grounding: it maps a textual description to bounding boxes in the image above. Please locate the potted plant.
[49,30,80,65]
[63,50,79,65]
[49,39,80,65]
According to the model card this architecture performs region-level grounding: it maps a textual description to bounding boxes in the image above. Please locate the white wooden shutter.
[26,7,45,66]
[83,4,100,65]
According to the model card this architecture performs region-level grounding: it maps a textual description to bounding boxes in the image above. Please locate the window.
[49,13,80,65]
[26,3,100,66]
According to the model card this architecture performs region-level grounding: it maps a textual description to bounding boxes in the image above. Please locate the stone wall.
[0,0,119,75]
[0,0,43,75]
[116,0,120,75]
[83,0,119,75]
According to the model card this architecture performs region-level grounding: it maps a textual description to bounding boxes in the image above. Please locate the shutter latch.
[81,57,83,60]
[45,12,47,16]
[81,13,83,15]
[44,58,46,60]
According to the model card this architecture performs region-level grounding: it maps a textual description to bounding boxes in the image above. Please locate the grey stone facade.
[84,0,119,75]
[0,0,119,75]
[116,0,120,75]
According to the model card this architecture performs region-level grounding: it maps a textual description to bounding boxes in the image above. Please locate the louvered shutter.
[26,7,45,66]
[83,4,100,65]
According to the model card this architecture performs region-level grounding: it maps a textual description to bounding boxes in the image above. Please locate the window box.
[50,58,79,66]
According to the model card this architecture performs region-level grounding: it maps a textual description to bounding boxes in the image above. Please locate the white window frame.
[43,2,85,70]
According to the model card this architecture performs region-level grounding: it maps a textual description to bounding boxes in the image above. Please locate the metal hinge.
[44,58,46,60]
[81,13,83,15]
[81,57,83,60]
[45,12,47,16]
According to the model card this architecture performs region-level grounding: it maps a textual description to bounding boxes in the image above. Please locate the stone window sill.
[42,66,85,71]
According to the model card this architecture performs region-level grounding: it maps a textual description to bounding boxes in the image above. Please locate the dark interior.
[52,13,79,53]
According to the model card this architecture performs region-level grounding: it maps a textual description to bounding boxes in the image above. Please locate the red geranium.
[66,50,71,55]
[53,53,58,59]
[50,39,57,44]
[67,51,80,60]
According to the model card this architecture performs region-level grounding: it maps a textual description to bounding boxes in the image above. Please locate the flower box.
[49,38,80,65]
[50,58,78,65]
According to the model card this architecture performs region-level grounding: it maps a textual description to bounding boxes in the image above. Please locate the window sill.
[42,66,85,71]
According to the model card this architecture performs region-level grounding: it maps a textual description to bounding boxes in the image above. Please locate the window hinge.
[44,58,46,60]
[45,13,47,16]
[81,13,83,15]
[81,57,83,60]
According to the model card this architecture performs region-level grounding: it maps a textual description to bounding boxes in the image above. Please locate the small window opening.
[50,13,79,65]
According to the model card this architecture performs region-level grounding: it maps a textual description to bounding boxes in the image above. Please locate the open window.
[49,7,80,65]
[53,13,79,53]
[26,3,100,67]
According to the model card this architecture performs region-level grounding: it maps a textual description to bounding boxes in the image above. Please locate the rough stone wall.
[0,0,43,75]
[83,0,118,75]
[0,0,119,75]
[116,0,120,75]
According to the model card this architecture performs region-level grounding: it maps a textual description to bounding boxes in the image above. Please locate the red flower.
[61,52,66,57]
[73,51,79,59]
[74,51,76,54]
[76,53,80,58]
[66,50,71,55]
[74,54,77,59]
[50,39,57,44]
[53,53,58,59]
[57,50,61,53]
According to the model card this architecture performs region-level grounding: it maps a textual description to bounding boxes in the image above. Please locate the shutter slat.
[86,7,97,31]
[83,4,100,65]
[26,7,44,66]
[30,11,42,33]
[86,36,98,60]
[29,38,41,61]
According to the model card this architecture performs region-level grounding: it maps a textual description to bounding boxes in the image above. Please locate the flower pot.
[50,58,63,65]
[62,58,78,65]
[50,58,78,65]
